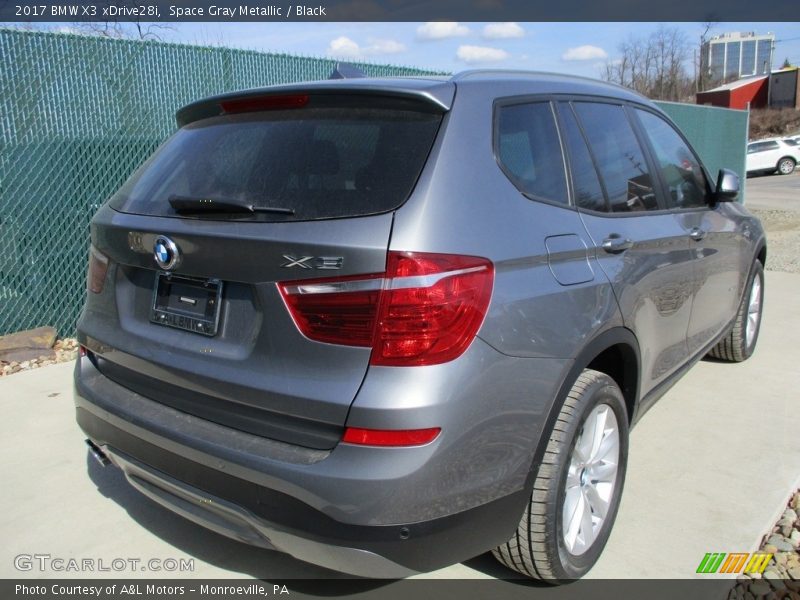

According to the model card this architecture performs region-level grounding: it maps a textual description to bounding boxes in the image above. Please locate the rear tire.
[708,261,764,362]
[778,157,796,175]
[492,369,628,582]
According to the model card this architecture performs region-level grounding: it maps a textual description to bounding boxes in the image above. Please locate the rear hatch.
[81,82,453,450]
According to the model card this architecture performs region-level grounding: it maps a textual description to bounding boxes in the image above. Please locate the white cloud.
[326,36,407,59]
[456,45,510,64]
[368,38,407,54]
[482,23,525,40]
[416,22,470,41]
[562,45,608,61]
[328,36,362,59]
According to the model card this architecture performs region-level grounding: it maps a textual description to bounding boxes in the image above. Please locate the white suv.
[746,137,800,176]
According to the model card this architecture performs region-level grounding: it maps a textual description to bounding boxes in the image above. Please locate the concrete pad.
[0,326,57,351]
[1,273,798,580]
[0,326,58,362]
[588,270,800,579]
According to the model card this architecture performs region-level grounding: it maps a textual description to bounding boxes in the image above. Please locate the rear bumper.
[89,437,417,578]
[74,355,532,576]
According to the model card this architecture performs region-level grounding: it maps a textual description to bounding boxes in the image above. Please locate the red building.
[696,76,769,109]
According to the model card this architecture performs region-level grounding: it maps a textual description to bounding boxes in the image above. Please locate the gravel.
[730,489,800,597]
[749,208,800,274]
[0,338,79,377]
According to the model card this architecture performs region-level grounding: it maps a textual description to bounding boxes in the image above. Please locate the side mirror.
[715,169,740,202]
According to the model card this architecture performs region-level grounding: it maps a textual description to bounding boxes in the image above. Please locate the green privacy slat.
[0,29,447,336]
[655,101,749,205]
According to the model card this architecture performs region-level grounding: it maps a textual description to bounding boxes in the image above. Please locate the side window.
[635,109,709,210]
[573,102,659,213]
[556,102,607,212]
[750,141,779,153]
[496,102,568,204]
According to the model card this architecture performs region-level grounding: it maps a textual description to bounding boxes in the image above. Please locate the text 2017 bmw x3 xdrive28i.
[75,71,766,581]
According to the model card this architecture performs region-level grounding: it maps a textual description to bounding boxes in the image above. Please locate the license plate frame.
[150,272,223,337]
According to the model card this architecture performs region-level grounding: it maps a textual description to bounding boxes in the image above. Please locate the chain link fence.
[0,28,445,336]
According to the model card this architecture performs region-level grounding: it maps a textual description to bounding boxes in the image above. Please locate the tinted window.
[573,103,658,213]
[109,102,442,221]
[635,109,709,209]
[557,103,607,212]
[784,139,798,147]
[496,102,568,204]
[749,141,780,153]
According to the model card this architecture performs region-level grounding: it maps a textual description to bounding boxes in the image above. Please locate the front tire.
[492,369,628,582]
[777,157,796,175]
[708,261,764,362]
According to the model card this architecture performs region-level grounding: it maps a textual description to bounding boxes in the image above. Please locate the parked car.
[746,137,800,175]
[74,71,766,582]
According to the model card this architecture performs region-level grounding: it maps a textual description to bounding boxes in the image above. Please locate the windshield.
[109,103,443,221]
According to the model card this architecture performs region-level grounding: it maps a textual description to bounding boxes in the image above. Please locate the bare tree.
[696,22,717,93]
[603,26,694,102]
[72,20,174,41]
[70,2,175,43]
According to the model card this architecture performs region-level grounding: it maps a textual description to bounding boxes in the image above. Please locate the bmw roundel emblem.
[153,235,180,270]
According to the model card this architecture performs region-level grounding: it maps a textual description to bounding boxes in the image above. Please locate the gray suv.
[74,70,766,581]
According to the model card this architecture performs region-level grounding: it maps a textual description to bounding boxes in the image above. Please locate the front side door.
[632,107,747,355]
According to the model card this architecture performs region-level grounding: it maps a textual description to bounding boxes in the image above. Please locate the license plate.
[150,273,223,337]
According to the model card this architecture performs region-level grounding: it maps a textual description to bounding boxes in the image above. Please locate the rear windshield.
[109,101,443,221]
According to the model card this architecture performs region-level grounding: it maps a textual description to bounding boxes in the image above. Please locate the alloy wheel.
[562,403,620,556]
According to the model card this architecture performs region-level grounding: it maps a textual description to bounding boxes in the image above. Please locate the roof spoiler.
[328,62,367,80]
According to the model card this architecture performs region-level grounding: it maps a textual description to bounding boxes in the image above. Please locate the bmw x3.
[75,70,766,581]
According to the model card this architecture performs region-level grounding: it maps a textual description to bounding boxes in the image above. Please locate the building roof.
[700,76,769,93]
[772,67,800,74]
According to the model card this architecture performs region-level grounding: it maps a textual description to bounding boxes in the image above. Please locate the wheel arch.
[522,326,640,491]
[756,241,767,267]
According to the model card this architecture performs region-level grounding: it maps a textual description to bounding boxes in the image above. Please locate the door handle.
[601,235,633,254]
[689,227,706,241]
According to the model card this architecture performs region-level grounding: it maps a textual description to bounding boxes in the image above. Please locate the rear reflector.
[220,94,309,114]
[278,251,493,366]
[87,245,109,294]
[342,427,441,447]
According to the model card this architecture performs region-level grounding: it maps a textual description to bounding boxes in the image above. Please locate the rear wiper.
[169,195,295,215]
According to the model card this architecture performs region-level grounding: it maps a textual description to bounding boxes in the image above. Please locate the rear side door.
[632,107,747,353]
[556,100,695,398]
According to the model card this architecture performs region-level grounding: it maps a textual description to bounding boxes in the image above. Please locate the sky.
[147,21,800,79]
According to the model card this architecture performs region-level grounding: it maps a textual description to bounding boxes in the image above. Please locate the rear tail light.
[278,251,493,367]
[87,245,109,294]
[342,427,441,447]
